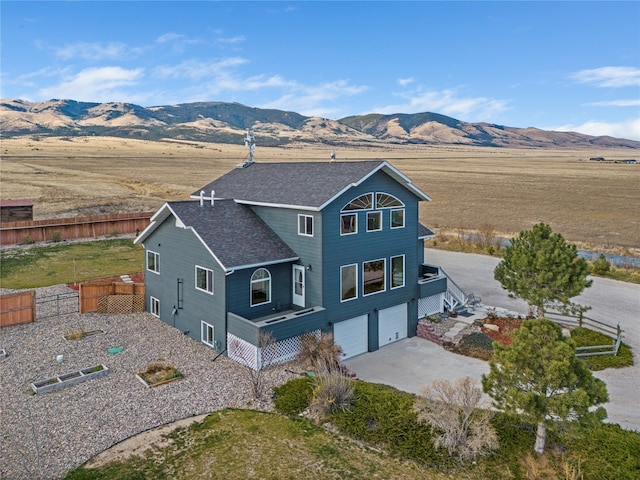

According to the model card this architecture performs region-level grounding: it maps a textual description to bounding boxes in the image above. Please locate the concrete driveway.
[345,248,640,431]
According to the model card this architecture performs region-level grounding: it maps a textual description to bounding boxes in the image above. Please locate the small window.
[340,213,357,235]
[150,296,160,317]
[363,259,386,295]
[367,211,382,232]
[201,321,215,348]
[340,264,358,301]
[251,268,271,306]
[391,255,405,289]
[342,193,373,211]
[376,192,404,208]
[298,214,314,236]
[391,208,405,229]
[147,250,160,274]
[195,266,214,294]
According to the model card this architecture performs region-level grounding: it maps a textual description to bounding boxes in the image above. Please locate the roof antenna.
[241,128,256,167]
[330,150,336,162]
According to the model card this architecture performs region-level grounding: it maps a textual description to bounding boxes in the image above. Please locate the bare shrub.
[415,376,497,463]
[310,372,354,420]
[477,223,499,250]
[298,332,343,373]
[229,331,278,399]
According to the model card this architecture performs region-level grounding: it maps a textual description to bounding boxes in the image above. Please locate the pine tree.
[494,223,592,316]
[481,319,608,454]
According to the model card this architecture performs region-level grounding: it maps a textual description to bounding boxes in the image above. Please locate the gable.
[191,161,430,211]
[135,200,298,271]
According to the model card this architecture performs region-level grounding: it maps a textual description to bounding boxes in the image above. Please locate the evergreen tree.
[482,319,608,454]
[494,223,592,316]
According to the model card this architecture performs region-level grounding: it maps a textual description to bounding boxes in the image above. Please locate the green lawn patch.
[0,239,143,289]
[63,409,434,480]
[571,327,634,370]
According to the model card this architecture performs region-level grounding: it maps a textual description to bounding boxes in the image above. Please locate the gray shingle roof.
[418,223,435,239]
[166,200,298,270]
[192,161,429,209]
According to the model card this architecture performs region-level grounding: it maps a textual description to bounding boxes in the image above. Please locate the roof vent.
[199,190,215,206]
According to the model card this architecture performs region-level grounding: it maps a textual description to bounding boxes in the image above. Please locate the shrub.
[310,373,354,418]
[19,235,34,245]
[51,230,64,242]
[452,332,494,360]
[329,382,453,468]
[273,377,314,416]
[591,254,611,275]
[298,332,342,373]
[415,377,498,463]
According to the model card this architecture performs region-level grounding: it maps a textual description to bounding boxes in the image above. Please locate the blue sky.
[2,1,639,140]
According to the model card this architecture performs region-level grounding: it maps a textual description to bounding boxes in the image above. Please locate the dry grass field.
[1,136,638,251]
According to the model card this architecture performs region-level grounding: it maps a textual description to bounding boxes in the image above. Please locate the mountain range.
[2,98,639,149]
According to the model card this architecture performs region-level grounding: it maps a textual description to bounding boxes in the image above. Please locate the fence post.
[578,311,583,328]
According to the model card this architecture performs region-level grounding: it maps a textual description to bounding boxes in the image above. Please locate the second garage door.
[333,314,368,360]
[378,303,408,348]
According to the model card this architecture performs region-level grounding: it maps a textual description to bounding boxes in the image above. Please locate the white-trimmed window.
[367,211,382,232]
[340,213,357,235]
[251,268,271,306]
[391,255,405,289]
[340,264,358,301]
[363,259,386,295]
[391,208,405,229]
[150,296,160,317]
[147,250,160,274]
[342,193,373,211]
[376,192,404,208]
[195,265,214,294]
[298,214,314,237]
[201,321,215,348]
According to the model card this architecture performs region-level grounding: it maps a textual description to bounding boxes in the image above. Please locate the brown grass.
[1,136,638,250]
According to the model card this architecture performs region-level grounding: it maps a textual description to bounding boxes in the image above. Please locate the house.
[134,160,466,368]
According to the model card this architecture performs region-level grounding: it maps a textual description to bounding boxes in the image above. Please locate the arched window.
[375,192,404,208]
[251,268,271,306]
[341,193,373,211]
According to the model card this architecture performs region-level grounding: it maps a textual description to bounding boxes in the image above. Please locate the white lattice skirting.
[418,293,444,318]
[227,330,321,371]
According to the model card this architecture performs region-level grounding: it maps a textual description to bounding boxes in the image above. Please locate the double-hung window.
[367,211,382,232]
[195,266,214,294]
[201,321,215,348]
[147,250,160,274]
[298,214,313,236]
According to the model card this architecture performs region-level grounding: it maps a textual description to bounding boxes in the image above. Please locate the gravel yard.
[0,285,294,480]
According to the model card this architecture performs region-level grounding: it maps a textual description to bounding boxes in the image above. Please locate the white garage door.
[333,314,368,360]
[378,303,408,348]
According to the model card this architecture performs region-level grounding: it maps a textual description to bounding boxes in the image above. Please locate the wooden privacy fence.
[79,282,145,314]
[0,212,153,245]
[0,290,36,327]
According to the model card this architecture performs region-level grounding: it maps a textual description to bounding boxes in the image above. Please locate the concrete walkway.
[345,249,640,432]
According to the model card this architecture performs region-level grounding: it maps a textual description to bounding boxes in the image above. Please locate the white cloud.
[374,88,509,120]
[585,99,640,107]
[570,66,640,88]
[154,58,248,80]
[38,67,144,102]
[257,80,369,117]
[397,77,414,87]
[54,42,133,61]
[552,118,640,141]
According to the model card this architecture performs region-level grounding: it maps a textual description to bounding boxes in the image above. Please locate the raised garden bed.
[31,364,109,394]
[64,328,105,341]
[136,362,183,388]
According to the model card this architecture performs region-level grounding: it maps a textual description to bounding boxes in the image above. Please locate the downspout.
[224,269,234,355]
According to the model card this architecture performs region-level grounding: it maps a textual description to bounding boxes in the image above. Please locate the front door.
[292,265,305,307]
